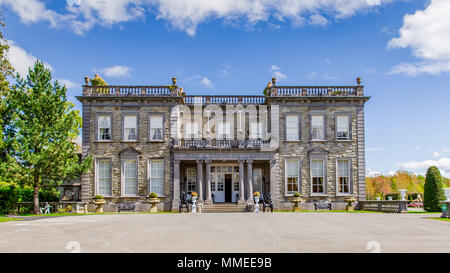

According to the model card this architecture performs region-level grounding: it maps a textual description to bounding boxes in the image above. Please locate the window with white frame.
[98,115,111,140]
[123,115,137,141]
[336,115,349,140]
[149,160,164,196]
[123,160,138,195]
[311,159,325,193]
[337,159,350,193]
[96,160,111,196]
[186,168,196,192]
[250,122,263,139]
[286,159,299,193]
[311,114,325,140]
[217,122,231,139]
[286,114,299,141]
[149,115,163,141]
[185,121,199,139]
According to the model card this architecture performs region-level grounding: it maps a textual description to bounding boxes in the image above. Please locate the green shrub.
[148,192,158,198]
[0,185,60,214]
[94,195,103,200]
[424,166,446,212]
[293,192,301,197]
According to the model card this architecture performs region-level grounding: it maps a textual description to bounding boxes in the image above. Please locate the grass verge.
[429,217,450,222]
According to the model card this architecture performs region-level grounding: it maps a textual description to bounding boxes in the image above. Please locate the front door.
[225,174,232,202]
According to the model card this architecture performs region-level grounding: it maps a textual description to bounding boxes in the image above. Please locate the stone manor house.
[77,77,370,212]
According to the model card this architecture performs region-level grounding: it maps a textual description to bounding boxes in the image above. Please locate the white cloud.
[184,75,214,89]
[0,0,396,36]
[101,65,132,78]
[366,168,382,177]
[199,77,213,88]
[306,72,316,79]
[398,157,450,177]
[0,0,64,27]
[58,79,78,89]
[270,64,287,80]
[309,14,329,26]
[388,0,450,75]
[6,40,53,77]
[432,147,450,158]
[367,147,385,152]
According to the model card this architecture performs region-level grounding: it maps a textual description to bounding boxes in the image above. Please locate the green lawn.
[274,210,382,213]
[0,215,22,223]
[430,217,450,222]
[407,211,442,214]
[16,211,176,217]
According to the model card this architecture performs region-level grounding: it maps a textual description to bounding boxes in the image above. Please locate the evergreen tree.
[7,61,92,214]
[0,17,15,181]
[423,166,446,212]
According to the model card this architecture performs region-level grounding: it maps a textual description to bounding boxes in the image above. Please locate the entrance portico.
[171,152,275,211]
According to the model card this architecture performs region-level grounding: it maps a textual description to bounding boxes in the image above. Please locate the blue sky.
[2,0,450,177]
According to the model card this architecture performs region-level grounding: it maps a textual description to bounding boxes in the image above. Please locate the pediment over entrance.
[119,147,141,156]
[308,147,329,155]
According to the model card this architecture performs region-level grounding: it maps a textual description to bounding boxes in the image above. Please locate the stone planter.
[93,199,106,213]
[291,196,303,212]
[344,197,357,211]
[147,197,160,213]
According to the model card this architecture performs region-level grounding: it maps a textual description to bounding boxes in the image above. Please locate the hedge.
[0,185,59,214]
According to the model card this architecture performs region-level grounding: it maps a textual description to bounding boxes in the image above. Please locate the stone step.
[201,203,249,213]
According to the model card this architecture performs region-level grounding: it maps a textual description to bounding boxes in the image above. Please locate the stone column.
[247,160,253,201]
[270,159,278,205]
[171,160,180,212]
[205,160,212,204]
[238,160,245,204]
[197,160,203,202]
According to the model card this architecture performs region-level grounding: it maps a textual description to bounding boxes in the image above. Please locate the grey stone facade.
[77,78,370,212]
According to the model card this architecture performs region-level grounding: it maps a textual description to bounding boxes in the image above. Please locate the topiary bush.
[424,166,446,212]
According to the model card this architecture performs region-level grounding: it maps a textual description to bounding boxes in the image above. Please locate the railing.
[358,200,408,213]
[184,96,265,105]
[269,86,362,96]
[172,138,270,148]
[14,202,87,214]
[82,85,173,96]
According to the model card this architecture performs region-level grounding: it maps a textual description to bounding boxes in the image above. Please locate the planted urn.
[253,192,261,213]
[147,192,160,213]
[190,192,198,213]
[291,192,303,212]
[344,196,357,211]
[93,195,106,213]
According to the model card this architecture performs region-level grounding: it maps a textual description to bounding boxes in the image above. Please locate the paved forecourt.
[0,212,448,253]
